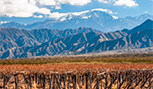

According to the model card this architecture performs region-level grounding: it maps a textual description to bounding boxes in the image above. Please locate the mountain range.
[0,27,100,53]
[0,19,153,59]
[0,9,153,32]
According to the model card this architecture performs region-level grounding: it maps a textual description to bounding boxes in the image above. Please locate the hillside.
[0,19,153,59]
[0,30,127,59]
[0,27,100,53]
[77,29,153,54]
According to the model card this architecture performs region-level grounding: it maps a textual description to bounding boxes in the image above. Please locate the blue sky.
[0,0,153,24]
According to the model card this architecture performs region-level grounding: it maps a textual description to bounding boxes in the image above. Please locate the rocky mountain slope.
[0,30,128,59]
[128,19,153,34]
[0,27,100,53]
[77,28,153,54]
[0,19,153,59]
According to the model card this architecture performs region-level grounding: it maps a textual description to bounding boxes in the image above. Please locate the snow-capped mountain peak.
[55,8,116,22]
[112,16,118,19]
[0,9,153,32]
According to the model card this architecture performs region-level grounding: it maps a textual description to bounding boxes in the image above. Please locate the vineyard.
[0,64,153,89]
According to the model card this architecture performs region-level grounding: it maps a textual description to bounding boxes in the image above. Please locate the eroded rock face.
[0,19,153,59]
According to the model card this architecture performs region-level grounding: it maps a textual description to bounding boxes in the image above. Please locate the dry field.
[0,53,153,89]
[0,64,153,73]
[1,52,153,65]
[0,64,153,89]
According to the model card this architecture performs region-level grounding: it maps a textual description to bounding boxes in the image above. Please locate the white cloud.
[55,4,62,9]
[33,15,43,18]
[114,12,118,14]
[98,0,110,3]
[0,0,51,17]
[1,0,130,18]
[114,0,138,7]
[52,0,91,9]
[72,10,90,16]
[36,0,91,7]
[97,0,139,8]
[145,11,148,13]
[1,0,135,18]
[49,12,67,18]
[0,0,91,17]
[91,8,114,14]
[98,0,117,3]
[36,0,56,5]
[55,0,91,6]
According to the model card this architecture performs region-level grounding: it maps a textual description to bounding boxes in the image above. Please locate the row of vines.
[0,69,153,89]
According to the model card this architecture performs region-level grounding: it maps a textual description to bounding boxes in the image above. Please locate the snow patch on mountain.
[0,21,9,24]
[51,8,116,21]
[112,16,118,19]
